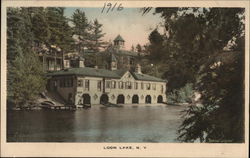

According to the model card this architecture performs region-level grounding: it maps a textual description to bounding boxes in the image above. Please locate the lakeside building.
[47,61,166,105]
[45,35,167,106]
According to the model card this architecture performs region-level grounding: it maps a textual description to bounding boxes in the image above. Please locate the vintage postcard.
[1,0,249,157]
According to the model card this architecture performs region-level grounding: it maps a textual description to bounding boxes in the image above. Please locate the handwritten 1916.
[101,3,123,13]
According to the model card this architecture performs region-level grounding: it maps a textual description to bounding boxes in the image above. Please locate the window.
[126,81,132,89]
[65,79,70,87]
[153,84,156,90]
[78,79,83,87]
[146,83,151,90]
[69,78,73,87]
[97,81,102,91]
[85,80,90,90]
[60,79,63,87]
[134,82,138,89]
[130,58,134,65]
[141,82,144,89]
[63,79,66,87]
[119,81,123,89]
[111,81,116,89]
[106,81,111,88]
[161,85,164,94]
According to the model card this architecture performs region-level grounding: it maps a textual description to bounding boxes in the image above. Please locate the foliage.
[148,7,245,92]
[178,51,244,142]
[46,7,74,52]
[89,19,107,52]
[148,7,245,142]
[147,29,164,61]
[136,44,142,53]
[7,8,46,107]
[8,52,46,107]
[30,7,51,44]
[167,83,194,104]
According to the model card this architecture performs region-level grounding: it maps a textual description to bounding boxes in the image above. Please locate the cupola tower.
[113,34,125,49]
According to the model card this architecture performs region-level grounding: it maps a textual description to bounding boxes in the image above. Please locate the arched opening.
[157,95,163,103]
[82,94,91,104]
[132,95,139,104]
[145,95,151,104]
[100,94,109,104]
[117,94,125,104]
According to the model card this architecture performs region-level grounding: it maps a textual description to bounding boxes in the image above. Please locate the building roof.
[131,72,166,82]
[47,67,166,82]
[101,49,138,57]
[115,50,138,57]
[47,67,121,79]
[114,35,125,42]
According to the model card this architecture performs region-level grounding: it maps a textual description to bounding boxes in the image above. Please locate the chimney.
[78,57,85,68]
[135,64,142,74]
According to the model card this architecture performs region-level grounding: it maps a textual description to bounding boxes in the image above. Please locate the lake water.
[7,105,186,142]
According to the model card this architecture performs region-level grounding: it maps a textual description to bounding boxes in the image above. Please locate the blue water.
[7,105,186,142]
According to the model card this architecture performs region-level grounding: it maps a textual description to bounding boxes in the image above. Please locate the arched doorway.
[157,95,163,103]
[117,94,125,104]
[100,94,109,104]
[132,95,139,104]
[82,94,91,104]
[145,95,151,104]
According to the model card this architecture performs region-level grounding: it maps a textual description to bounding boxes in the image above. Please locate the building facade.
[47,63,167,106]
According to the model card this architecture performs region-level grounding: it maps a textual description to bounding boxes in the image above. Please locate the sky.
[64,7,164,50]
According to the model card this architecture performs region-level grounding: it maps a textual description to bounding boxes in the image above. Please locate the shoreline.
[7,103,187,111]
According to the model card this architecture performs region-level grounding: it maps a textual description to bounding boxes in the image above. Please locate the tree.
[147,29,164,61]
[178,51,244,142]
[8,51,46,108]
[136,44,142,53]
[152,7,245,142]
[7,7,46,107]
[71,9,91,53]
[46,7,74,52]
[30,7,51,45]
[150,7,245,92]
[7,8,23,61]
[89,19,106,52]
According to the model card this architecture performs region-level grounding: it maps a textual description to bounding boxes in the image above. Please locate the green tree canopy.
[7,8,46,107]
[89,19,106,52]
[71,9,91,53]
[150,7,245,142]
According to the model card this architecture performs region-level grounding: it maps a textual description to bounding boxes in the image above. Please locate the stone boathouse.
[47,60,167,106]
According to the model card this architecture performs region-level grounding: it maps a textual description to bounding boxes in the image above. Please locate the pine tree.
[7,7,46,108]
[89,19,106,52]
[30,7,50,45]
[46,7,74,52]
[136,44,142,53]
[71,9,91,53]
[7,8,23,61]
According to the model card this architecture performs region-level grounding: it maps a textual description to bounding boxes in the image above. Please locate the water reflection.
[7,105,186,142]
